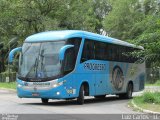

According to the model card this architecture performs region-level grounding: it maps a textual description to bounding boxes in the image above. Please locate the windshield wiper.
[39,52,47,77]
[25,58,38,78]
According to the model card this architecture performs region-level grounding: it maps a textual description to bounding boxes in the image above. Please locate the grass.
[145,80,160,86]
[128,100,143,112]
[133,92,160,112]
[0,82,16,90]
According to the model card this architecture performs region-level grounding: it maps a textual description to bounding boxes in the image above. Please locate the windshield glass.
[19,41,65,79]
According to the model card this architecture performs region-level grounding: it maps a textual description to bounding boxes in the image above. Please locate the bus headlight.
[56,92,60,95]
[17,84,22,88]
[52,81,64,88]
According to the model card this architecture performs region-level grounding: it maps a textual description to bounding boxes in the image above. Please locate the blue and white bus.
[9,30,145,104]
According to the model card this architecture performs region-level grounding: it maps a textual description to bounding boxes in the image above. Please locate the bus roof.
[25,30,143,49]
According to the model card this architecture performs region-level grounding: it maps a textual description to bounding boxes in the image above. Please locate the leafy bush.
[154,80,160,86]
[142,92,160,104]
[0,72,16,82]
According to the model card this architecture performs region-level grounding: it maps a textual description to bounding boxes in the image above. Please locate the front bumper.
[16,79,71,99]
[17,86,69,99]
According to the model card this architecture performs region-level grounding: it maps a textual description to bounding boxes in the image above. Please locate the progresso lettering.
[84,63,106,71]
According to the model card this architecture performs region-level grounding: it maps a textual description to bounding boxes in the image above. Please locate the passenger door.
[80,39,97,95]
[80,39,108,95]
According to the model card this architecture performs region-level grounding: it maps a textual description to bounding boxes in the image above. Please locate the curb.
[131,99,160,114]
[0,88,16,92]
[145,86,160,92]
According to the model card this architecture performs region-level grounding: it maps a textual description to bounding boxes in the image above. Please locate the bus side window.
[63,48,75,74]
[95,41,107,60]
[66,38,81,57]
[81,39,94,63]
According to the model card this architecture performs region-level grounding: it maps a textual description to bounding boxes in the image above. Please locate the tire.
[119,83,133,99]
[77,85,85,105]
[94,95,106,99]
[126,83,133,99]
[41,98,49,103]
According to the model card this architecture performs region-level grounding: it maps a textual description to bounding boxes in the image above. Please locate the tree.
[104,0,160,81]
[104,0,160,65]
[103,0,144,40]
[0,0,111,72]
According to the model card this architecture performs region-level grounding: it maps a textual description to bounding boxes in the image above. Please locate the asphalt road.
[0,89,140,114]
[0,89,142,120]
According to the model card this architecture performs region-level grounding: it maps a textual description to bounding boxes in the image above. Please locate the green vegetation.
[133,92,160,112]
[146,80,160,86]
[104,0,160,81]
[0,82,16,90]
[0,0,160,83]
[0,71,16,82]
[0,0,111,73]
[142,92,160,104]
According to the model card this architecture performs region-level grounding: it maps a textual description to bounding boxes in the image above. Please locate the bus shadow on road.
[23,96,129,106]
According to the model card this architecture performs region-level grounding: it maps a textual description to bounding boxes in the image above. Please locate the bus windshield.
[19,41,65,79]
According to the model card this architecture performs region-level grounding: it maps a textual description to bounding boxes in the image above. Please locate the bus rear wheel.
[119,83,133,99]
[126,83,133,99]
[41,98,49,103]
[77,85,85,105]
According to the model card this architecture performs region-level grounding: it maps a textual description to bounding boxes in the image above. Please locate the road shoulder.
[130,86,160,114]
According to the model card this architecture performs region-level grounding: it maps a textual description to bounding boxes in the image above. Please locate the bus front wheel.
[41,98,49,103]
[77,85,85,105]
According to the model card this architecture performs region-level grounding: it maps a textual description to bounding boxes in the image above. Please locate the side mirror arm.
[59,45,74,61]
[9,47,22,63]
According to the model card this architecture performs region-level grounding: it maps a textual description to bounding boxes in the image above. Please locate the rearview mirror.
[9,47,22,64]
[59,45,74,61]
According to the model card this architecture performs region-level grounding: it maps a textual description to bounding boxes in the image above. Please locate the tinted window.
[63,48,75,74]
[63,38,81,74]
[95,41,108,60]
[66,38,81,55]
[81,39,94,62]
[81,39,140,63]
